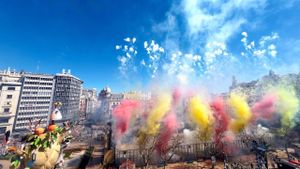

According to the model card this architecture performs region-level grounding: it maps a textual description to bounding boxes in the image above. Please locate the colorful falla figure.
[8,102,72,169]
[51,102,63,122]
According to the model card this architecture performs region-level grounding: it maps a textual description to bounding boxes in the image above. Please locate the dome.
[99,86,112,98]
[105,86,112,93]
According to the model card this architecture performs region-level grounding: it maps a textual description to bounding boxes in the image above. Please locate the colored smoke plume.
[223,131,237,154]
[188,96,214,140]
[155,113,178,155]
[211,97,229,148]
[251,94,277,120]
[146,93,172,135]
[228,93,252,133]
[112,100,140,139]
[172,88,181,105]
[275,87,299,129]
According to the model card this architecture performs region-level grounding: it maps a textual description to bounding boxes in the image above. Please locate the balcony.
[0,112,14,118]
[0,123,11,127]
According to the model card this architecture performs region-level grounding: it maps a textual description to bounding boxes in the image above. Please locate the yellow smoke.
[228,93,252,133]
[188,96,214,141]
[276,87,299,129]
[146,93,172,135]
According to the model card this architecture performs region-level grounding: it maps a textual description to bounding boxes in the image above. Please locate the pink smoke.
[223,133,237,154]
[155,112,178,155]
[211,97,230,150]
[112,100,140,138]
[172,88,181,105]
[251,94,277,120]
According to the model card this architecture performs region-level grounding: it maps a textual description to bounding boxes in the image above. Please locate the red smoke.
[251,94,277,120]
[155,112,178,155]
[112,100,140,138]
[211,97,230,150]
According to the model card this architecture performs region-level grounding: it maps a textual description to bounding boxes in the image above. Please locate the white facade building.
[0,69,22,135]
[14,73,55,131]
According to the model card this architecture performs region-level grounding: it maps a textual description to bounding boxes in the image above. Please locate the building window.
[7,87,15,90]
[4,108,10,113]
[6,95,12,99]
[0,127,6,134]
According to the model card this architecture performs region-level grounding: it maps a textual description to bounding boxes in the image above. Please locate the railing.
[115,138,273,167]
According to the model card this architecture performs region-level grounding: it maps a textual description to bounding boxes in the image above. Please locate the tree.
[137,131,158,169]
[157,133,183,169]
[278,126,294,160]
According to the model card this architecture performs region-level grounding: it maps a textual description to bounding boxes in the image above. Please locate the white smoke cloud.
[241,32,279,59]
[115,0,288,92]
[182,0,266,46]
[142,40,165,78]
[116,37,138,77]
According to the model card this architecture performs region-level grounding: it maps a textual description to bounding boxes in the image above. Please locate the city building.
[229,70,300,105]
[80,88,98,119]
[53,70,83,122]
[98,87,151,118]
[0,69,22,136]
[14,72,55,132]
[98,87,122,119]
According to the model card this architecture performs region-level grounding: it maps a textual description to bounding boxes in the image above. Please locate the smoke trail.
[188,96,214,141]
[155,113,178,155]
[146,93,172,135]
[275,87,299,129]
[112,100,140,139]
[251,94,277,120]
[211,97,230,149]
[228,93,252,133]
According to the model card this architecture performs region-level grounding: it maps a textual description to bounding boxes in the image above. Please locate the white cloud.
[269,50,277,57]
[182,0,266,43]
[241,32,279,59]
[242,32,248,37]
[144,41,148,48]
[253,49,266,57]
[129,47,134,52]
[126,52,131,58]
[259,33,279,47]
[124,45,128,51]
[124,37,131,42]
[142,40,165,78]
[116,37,138,76]
[268,44,276,50]
[132,37,136,43]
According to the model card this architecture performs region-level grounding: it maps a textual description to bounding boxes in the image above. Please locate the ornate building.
[98,87,151,119]
[80,88,98,119]
[229,70,300,104]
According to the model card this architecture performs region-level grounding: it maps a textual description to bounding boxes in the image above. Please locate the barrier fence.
[115,137,273,167]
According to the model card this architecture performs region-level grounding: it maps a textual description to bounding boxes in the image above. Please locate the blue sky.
[0,0,300,92]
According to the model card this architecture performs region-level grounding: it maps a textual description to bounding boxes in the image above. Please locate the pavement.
[0,160,10,169]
